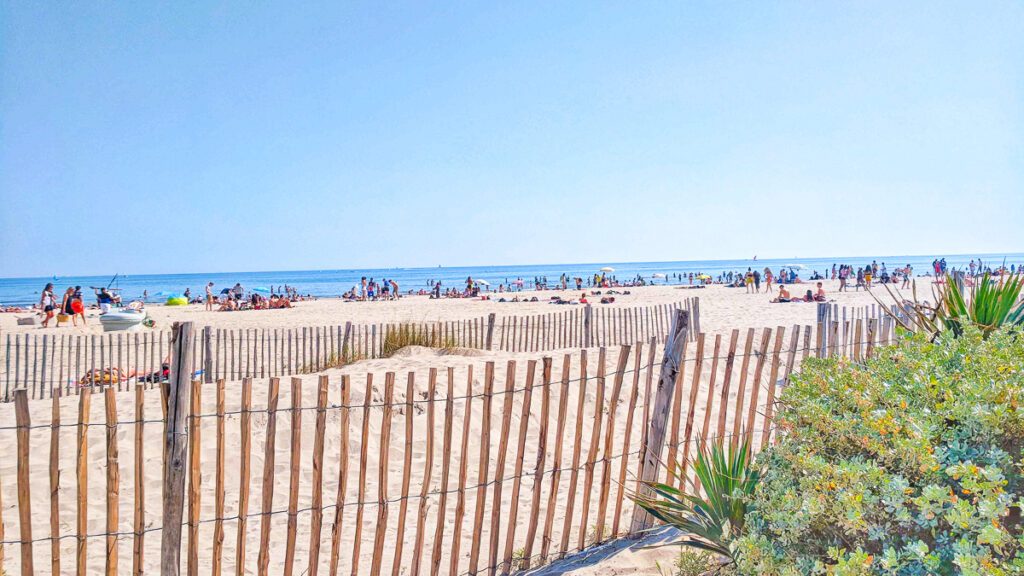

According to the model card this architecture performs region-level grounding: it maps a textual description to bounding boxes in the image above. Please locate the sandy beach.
[1,280,897,338]
[0,278,893,574]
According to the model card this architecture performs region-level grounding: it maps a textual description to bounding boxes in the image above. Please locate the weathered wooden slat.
[502,360,536,573]
[308,375,330,576]
[77,386,92,575]
[14,389,35,575]
[559,350,588,557]
[521,357,552,569]
[410,369,438,576]
[369,373,395,576]
[187,380,202,576]
[328,375,352,576]
[467,363,494,575]
[489,361,518,571]
[595,346,631,543]
[430,368,456,576]
[391,373,415,576]
[350,374,373,575]
[448,366,474,576]
[577,348,607,550]
[257,378,281,576]
[284,377,304,576]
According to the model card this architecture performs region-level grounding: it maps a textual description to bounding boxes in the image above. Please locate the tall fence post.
[629,309,689,534]
[485,313,496,351]
[816,303,829,357]
[162,322,194,576]
[584,305,593,348]
[342,322,352,361]
[203,327,213,383]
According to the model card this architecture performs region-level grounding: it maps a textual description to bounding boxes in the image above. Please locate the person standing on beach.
[764,268,773,293]
[71,286,86,325]
[40,283,56,326]
[753,270,761,292]
[205,282,215,311]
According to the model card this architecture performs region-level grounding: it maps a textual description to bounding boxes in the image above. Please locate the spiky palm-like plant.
[872,272,1024,339]
[631,437,760,559]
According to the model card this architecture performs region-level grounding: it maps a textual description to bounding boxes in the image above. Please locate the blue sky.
[1,2,1021,277]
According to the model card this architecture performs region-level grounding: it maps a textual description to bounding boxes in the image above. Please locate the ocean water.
[2,252,1021,307]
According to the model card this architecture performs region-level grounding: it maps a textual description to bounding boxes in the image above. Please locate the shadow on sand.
[525,525,681,575]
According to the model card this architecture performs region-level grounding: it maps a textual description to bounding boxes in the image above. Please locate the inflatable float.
[99,307,147,332]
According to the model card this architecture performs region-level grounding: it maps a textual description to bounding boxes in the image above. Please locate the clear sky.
[1,2,1021,277]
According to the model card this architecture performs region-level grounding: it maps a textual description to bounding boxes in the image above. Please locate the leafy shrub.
[673,549,718,576]
[733,327,1024,575]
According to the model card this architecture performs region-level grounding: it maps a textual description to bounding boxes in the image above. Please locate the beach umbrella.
[475,279,490,286]
[696,274,711,280]
[252,286,270,293]
[600,267,615,272]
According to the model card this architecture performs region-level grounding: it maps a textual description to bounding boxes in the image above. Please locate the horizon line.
[2,250,1022,282]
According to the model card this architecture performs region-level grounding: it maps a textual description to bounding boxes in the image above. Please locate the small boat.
[100,308,147,332]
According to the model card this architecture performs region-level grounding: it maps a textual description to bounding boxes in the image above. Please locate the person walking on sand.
[205,282,215,311]
[902,264,913,289]
[764,268,774,293]
[40,283,56,327]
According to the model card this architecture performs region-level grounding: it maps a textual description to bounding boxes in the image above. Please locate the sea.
[2,252,1021,307]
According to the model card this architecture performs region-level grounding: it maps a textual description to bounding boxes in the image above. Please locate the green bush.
[733,327,1024,575]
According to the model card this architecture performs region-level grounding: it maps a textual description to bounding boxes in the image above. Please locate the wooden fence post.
[485,313,496,350]
[204,327,213,383]
[14,389,34,575]
[162,322,195,576]
[584,305,593,348]
[629,309,689,534]
[816,303,829,356]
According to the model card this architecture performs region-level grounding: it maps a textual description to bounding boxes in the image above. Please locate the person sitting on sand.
[218,299,238,311]
[579,292,588,304]
[814,282,826,302]
[771,286,791,303]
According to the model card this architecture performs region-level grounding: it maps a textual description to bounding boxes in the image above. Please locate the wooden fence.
[0,311,903,576]
[0,299,700,402]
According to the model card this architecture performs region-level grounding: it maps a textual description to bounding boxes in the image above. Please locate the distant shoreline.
[2,252,1021,307]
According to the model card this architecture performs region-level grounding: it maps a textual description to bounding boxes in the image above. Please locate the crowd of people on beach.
[341,277,402,301]
[7,258,1023,326]
[202,283,312,311]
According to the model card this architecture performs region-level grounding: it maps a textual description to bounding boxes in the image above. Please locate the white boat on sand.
[99,308,147,332]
